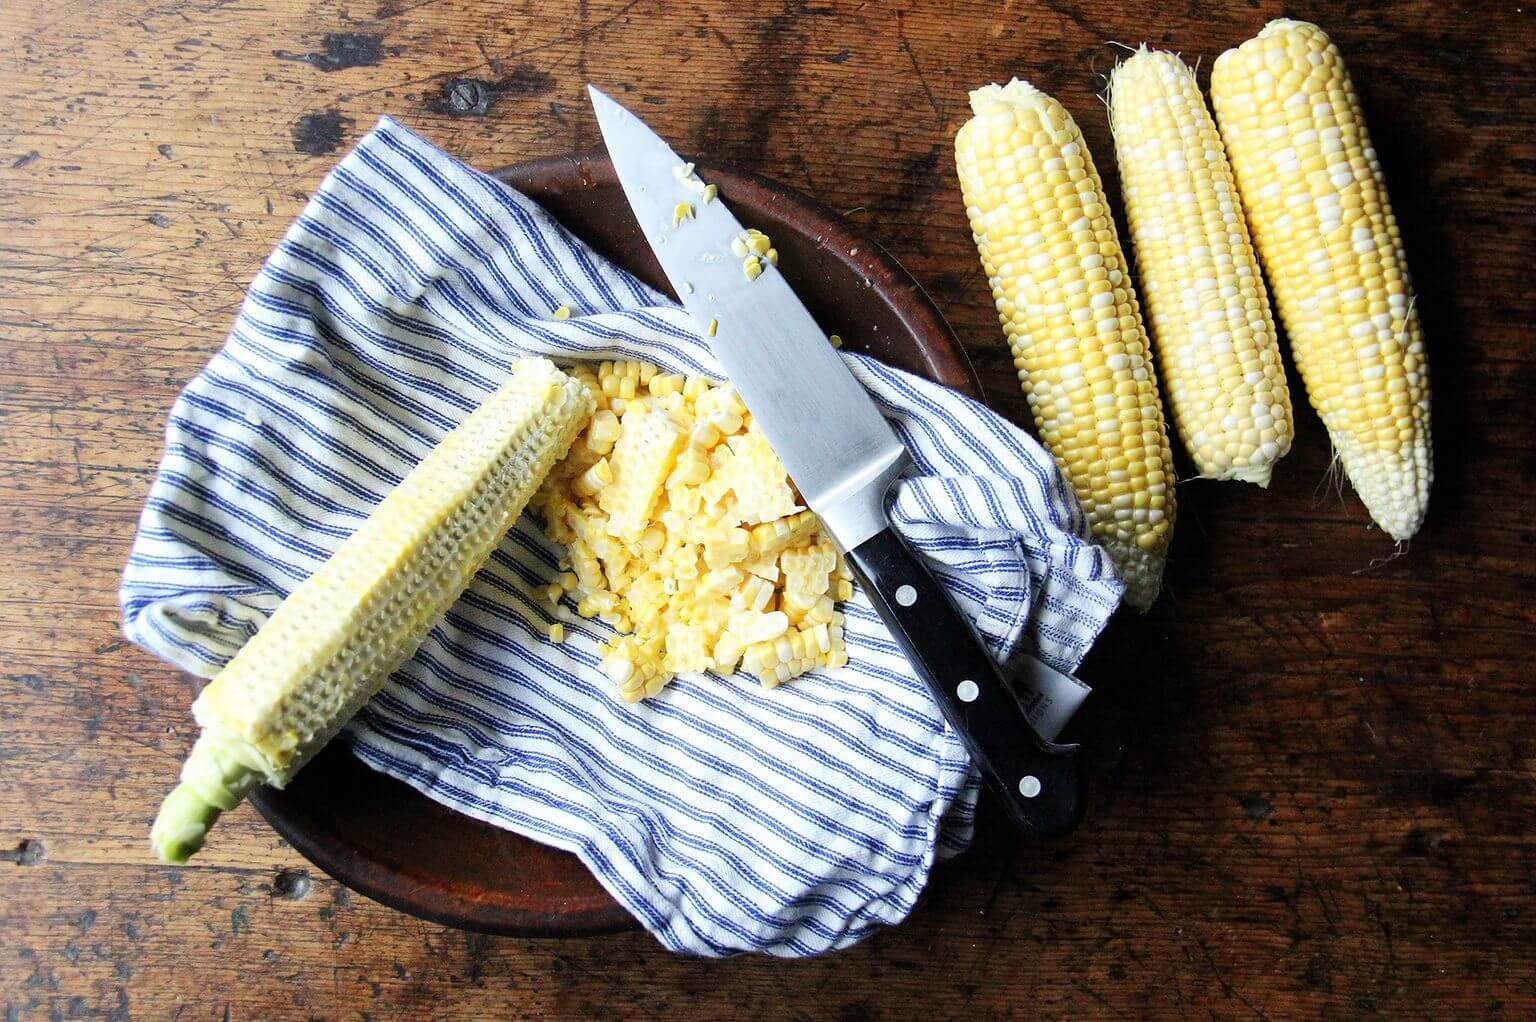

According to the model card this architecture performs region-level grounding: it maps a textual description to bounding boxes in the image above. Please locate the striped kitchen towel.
[121,117,1123,956]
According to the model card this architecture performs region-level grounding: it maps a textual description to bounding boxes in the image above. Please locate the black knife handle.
[846,526,1085,838]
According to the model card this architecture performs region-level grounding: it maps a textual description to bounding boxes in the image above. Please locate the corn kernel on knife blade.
[590,86,1086,837]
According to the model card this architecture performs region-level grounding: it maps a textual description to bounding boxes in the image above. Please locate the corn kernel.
[572,458,614,497]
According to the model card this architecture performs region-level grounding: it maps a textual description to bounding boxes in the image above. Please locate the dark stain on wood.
[1303,953,1335,992]
[291,109,354,155]
[878,143,944,247]
[896,143,942,201]
[273,32,398,72]
[837,1000,874,1022]
[463,932,490,986]
[735,9,812,152]
[1240,794,1274,821]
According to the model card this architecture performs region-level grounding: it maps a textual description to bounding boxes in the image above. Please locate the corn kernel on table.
[3,0,1533,1017]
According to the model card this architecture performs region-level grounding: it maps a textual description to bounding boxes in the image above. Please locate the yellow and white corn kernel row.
[532,361,852,701]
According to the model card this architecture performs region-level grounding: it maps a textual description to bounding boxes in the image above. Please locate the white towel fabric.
[121,117,1123,956]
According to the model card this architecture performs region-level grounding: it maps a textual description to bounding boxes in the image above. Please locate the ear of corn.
[1108,48,1295,486]
[150,359,594,863]
[1211,19,1431,539]
[956,78,1177,610]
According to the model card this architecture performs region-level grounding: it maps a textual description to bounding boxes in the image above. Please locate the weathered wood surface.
[2,0,1533,1018]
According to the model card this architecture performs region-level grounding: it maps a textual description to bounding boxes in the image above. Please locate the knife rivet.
[956,679,979,703]
[895,584,917,607]
[1019,775,1042,798]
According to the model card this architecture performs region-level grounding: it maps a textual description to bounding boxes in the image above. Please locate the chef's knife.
[589,86,1085,837]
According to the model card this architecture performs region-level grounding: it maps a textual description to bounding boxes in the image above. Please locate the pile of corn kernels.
[533,360,852,702]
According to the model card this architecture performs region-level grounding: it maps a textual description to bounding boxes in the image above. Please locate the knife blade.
[589,85,1085,838]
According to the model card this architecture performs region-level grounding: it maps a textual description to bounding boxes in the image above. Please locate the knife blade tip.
[587,84,621,115]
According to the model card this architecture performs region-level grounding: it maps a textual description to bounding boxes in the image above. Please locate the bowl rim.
[251,154,980,937]
[251,745,639,937]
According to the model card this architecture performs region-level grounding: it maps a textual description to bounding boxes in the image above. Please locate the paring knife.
[589,86,1086,837]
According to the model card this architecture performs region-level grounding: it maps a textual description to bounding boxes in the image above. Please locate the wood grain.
[3,0,1533,1018]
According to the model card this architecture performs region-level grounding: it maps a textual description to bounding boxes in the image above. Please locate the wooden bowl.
[250,155,982,937]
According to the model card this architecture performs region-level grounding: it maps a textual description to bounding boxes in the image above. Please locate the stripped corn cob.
[149,359,594,863]
[1108,48,1295,485]
[742,618,847,688]
[956,79,1177,609]
[1211,20,1431,539]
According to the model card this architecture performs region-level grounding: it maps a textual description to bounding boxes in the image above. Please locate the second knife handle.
[846,526,1085,838]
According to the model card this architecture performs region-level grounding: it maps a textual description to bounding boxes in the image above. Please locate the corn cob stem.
[151,736,266,864]
[956,79,1177,609]
[150,359,593,863]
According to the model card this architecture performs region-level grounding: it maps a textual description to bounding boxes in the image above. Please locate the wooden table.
[4,1,1532,1017]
